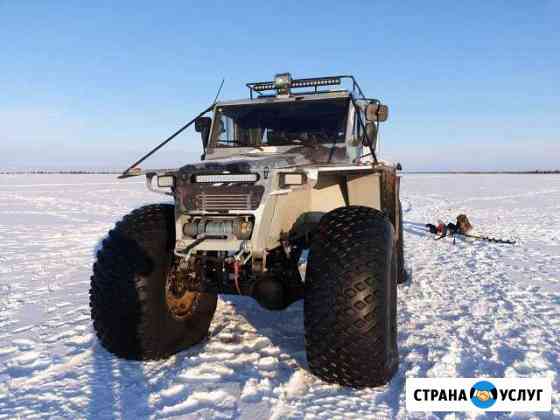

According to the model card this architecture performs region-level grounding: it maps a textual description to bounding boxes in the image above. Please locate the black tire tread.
[304,206,398,388]
[90,204,217,360]
[396,201,406,284]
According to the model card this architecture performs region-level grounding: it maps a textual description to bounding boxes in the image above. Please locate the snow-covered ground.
[0,174,558,419]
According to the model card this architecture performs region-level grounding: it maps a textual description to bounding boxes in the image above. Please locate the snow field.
[0,174,558,419]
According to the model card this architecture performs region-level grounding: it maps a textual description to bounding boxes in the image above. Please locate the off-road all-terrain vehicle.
[90,73,405,388]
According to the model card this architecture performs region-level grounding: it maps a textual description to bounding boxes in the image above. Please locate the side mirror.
[366,103,389,122]
[195,117,212,149]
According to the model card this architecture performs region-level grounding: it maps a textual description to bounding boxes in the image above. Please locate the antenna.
[213,78,225,104]
[119,104,214,178]
[119,78,226,178]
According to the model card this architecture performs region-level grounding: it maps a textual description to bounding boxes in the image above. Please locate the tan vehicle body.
[144,89,401,273]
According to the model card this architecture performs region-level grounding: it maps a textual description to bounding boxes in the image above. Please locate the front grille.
[181,183,265,212]
[195,192,261,211]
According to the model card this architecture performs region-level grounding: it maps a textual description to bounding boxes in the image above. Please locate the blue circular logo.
[470,381,498,409]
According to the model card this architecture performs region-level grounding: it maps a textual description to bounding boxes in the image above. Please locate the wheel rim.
[165,262,198,320]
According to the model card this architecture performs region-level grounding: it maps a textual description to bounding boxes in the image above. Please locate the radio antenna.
[213,78,225,104]
[119,79,226,178]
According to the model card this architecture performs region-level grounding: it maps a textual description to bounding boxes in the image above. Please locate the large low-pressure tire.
[396,201,406,284]
[90,204,217,360]
[304,206,398,388]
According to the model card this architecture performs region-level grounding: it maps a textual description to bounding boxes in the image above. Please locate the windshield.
[210,98,349,148]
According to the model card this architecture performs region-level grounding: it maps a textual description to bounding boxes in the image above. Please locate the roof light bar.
[290,76,341,89]
[251,82,275,92]
[246,74,366,100]
[247,74,342,94]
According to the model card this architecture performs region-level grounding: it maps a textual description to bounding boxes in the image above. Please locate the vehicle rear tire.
[304,206,398,388]
[90,204,217,360]
[396,201,406,284]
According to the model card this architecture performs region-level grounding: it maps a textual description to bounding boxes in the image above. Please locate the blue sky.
[1,1,558,171]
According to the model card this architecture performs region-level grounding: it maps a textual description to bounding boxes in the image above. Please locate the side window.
[215,113,234,147]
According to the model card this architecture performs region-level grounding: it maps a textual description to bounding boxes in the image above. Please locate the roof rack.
[246,74,367,100]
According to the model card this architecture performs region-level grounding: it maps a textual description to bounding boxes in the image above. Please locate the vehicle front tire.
[89,204,217,360]
[304,206,398,388]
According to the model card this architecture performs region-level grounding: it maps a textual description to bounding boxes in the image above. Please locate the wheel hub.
[165,261,198,320]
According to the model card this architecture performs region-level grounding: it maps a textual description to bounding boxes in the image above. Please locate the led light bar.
[194,173,258,183]
[248,75,342,93]
[250,82,275,92]
[290,77,341,89]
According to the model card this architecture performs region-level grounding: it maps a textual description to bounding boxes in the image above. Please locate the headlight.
[280,172,306,188]
[194,173,258,183]
[157,175,174,187]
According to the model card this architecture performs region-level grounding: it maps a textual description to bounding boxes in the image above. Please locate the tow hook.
[231,242,251,294]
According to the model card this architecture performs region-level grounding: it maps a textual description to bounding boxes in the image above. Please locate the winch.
[182,216,254,240]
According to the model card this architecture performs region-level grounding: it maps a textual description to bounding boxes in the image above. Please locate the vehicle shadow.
[224,292,409,419]
[221,295,308,369]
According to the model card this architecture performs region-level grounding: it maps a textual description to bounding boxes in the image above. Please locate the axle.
[173,252,304,310]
